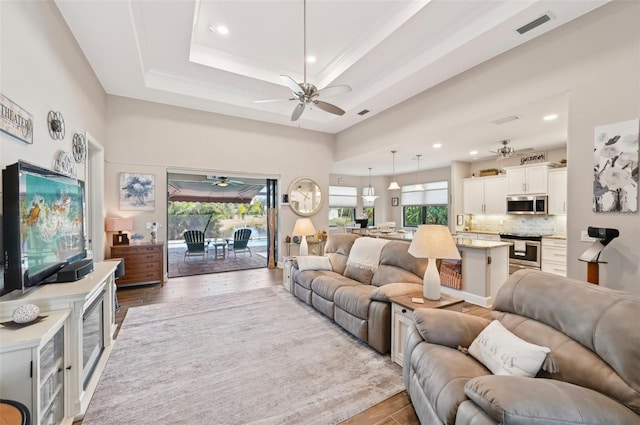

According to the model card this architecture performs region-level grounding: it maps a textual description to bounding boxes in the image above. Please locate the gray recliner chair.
[403,269,640,425]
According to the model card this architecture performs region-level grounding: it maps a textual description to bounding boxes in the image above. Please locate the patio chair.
[183,230,208,262]
[226,228,252,258]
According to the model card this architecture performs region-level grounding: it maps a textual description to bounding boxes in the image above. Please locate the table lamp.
[105,217,134,246]
[292,218,316,256]
[408,225,461,300]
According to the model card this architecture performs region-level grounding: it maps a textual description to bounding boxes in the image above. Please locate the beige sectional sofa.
[404,269,640,425]
[291,233,428,353]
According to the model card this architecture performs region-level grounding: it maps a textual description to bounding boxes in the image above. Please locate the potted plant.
[479,168,501,176]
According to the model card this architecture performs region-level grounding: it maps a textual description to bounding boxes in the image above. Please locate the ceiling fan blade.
[291,103,305,121]
[280,75,304,96]
[313,100,345,116]
[317,85,352,98]
[253,98,292,103]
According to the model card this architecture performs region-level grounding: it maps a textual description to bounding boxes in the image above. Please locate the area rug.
[83,287,403,425]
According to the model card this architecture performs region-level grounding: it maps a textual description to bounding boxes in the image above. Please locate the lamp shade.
[408,225,461,301]
[292,218,316,237]
[105,217,133,232]
[408,225,461,260]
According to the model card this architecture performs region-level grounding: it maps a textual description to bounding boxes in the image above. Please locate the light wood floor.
[76,267,491,425]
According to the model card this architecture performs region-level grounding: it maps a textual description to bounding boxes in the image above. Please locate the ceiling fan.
[206,176,244,187]
[253,0,351,121]
[490,140,533,160]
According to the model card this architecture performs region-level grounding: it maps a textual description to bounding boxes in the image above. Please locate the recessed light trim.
[433,143,442,149]
[543,114,558,121]
[306,55,316,64]
[469,150,478,155]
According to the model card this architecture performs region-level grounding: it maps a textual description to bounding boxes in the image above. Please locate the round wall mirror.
[288,177,323,217]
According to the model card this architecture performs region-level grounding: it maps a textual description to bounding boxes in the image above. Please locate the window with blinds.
[329,186,357,226]
[401,181,449,226]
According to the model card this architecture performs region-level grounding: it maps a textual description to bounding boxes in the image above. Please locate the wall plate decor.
[593,118,639,213]
[119,173,155,211]
[54,150,74,176]
[0,93,33,144]
[72,132,87,163]
[47,110,65,140]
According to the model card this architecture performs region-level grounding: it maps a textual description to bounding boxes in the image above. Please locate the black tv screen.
[2,161,87,295]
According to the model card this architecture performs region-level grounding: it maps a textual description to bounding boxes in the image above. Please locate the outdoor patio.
[167,238,269,278]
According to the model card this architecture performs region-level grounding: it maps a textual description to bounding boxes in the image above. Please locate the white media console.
[0,261,118,424]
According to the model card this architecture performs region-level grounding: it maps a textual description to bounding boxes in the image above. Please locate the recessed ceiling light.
[543,114,558,121]
[469,150,478,155]
[433,143,442,149]
[306,55,316,64]
[209,25,229,35]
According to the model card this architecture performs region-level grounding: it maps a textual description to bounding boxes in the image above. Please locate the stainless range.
[499,233,545,274]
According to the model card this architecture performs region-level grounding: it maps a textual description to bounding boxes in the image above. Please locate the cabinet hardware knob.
[401,308,407,313]
[66,366,72,370]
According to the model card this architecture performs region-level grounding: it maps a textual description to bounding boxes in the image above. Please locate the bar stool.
[0,399,31,425]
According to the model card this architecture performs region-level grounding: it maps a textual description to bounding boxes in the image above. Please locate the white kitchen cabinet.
[506,165,548,195]
[0,310,72,425]
[548,169,567,215]
[542,238,567,276]
[463,176,506,214]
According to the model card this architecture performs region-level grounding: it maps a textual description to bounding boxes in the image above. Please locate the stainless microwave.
[506,195,548,215]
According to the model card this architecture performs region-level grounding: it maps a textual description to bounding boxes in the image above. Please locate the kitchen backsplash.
[465,214,566,237]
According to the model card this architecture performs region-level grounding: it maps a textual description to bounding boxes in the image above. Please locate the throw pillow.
[297,256,332,272]
[468,320,551,377]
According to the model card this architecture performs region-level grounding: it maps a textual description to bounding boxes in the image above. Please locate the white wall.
[0,0,107,267]
[334,2,640,294]
[0,1,106,179]
[105,96,334,265]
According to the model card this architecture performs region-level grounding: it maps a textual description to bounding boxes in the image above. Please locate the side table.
[210,240,227,260]
[390,293,464,367]
[282,256,296,292]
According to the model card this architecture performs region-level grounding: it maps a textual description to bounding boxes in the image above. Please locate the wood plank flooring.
[76,268,491,425]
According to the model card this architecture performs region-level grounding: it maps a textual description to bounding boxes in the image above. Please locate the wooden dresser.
[110,243,164,287]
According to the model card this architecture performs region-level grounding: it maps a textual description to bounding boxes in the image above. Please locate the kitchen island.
[360,231,510,306]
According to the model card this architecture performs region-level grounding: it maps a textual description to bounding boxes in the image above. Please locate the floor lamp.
[408,225,461,300]
[292,218,316,256]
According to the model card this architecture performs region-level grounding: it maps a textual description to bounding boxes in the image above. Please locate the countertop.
[455,239,511,249]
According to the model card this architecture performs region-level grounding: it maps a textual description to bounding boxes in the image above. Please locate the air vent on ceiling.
[358,109,370,116]
[517,14,552,35]
[492,115,520,125]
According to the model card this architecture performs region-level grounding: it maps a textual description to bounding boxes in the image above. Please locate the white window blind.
[329,186,357,207]
[401,181,448,205]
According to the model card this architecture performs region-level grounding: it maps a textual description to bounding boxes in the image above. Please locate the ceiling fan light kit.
[388,150,400,190]
[254,0,351,121]
[493,139,516,159]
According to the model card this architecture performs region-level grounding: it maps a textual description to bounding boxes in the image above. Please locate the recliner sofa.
[404,269,640,425]
[291,233,428,353]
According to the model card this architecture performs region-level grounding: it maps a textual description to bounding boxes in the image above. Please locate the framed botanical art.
[120,173,155,211]
[593,119,639,213]
[391,197,399,207]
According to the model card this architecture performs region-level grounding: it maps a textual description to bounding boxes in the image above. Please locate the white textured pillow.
[297,256,332,272]
[468,320,551,377]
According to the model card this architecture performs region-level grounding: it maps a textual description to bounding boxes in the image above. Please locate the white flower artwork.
[593,119,639,213]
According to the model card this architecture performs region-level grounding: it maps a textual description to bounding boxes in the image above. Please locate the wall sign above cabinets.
[520,151,547,165]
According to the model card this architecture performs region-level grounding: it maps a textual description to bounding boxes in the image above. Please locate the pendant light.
[362,167,379,202]
[414,154,424,191]
[388,150,400,190]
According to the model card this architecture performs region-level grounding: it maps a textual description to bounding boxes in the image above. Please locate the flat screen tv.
[2,161,88,296]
